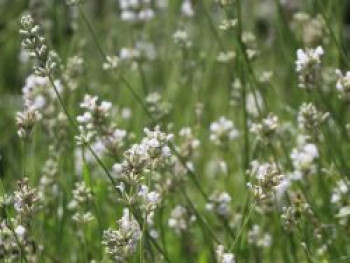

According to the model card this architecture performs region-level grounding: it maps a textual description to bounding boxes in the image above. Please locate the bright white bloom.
[295,46,324,89]
[290,143,319,177]
[335,69,350,100]
[210,116,239,146]
[21,74,62,111]
[250,113,279,142]
[219,19,237,31]
[181,0,194,17]
[138,185,161,212]
[112,126,172,183]
[120,47,141,61]
[14,225,26,238]
[331,180,349,204]
[296,46,324,72]
[119,0,155,22]
[173,29,192,48]
[103,56,119,70]
[217,51,236,63]
[246,92,263,117]
[141,125,173,161]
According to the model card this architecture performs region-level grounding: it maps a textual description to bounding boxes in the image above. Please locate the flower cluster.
[247,161,284,203]
[292,13,327,46]
[137,185,161,213]
[217,51,236,63]
[68,182,94,224]
[102,208,141,262]
[295,46,324,89]
[281,193,313,231]
[168,205,196,234]
[145,91,171,120]
[16,103,42,139]
[335,69,350,100]
[76,95,127,157]
[250,113,279,143]
[206,191,232,218]
[119,41,156,65]
[247,225,272,248]
[297,102,328,136]
[210,116,239,146]
[178,127,200,159]
[0,179,41,261]
[219,19,237,31]
[113,126,173,184]
[330,180,350,226]
[20,14,61,77]
[290,141,319,179]
[173,29,192,49]
[38,154,60,204]
[119,0,155,23]
[9,4,350,262]
[14,178,41,219]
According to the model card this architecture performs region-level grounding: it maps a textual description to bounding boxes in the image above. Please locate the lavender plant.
[0,0,349,262]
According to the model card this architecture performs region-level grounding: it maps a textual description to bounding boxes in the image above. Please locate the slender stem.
[229,201,255,252]
[78,5,106,60]
[236,0,250,172]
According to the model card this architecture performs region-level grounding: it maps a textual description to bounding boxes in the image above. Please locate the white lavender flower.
[247,225,272,247]
[297,102,328,134]
[113,126,172,180]
[331,180,349,204]
[210,116,239,146]
[206,192,232,217]
[247,161,284,202]
[173,29,192,48]
[295,46,324,89]
[281,193,312,231]
[20,14,47,61]
[140,126,173,168]
[102,208,140,262]
[103,56,119,70]
[181,0,194,17]
[112,144,149,184]
[76,94,113,138]
[14,178,41,218]
[146,91,171,120]
[138,185,161,212]
[119,0,155,23]
[217,51,236,63]
[250,113,279,143]
[290,142,319,178]
[16,104,42,139]
[335,69,350,100]
[168,205,195,234]
[219,19,238,31]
